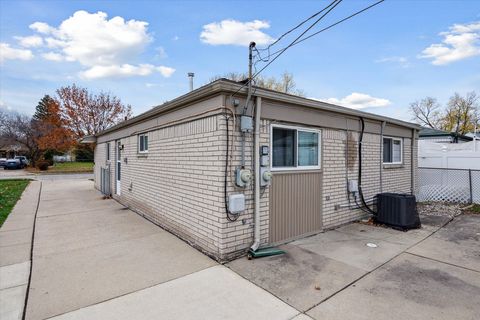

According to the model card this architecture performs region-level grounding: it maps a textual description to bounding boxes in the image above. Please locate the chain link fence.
[417,167,480,204]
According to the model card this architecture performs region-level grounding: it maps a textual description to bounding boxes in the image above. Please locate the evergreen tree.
[33,95,55,121]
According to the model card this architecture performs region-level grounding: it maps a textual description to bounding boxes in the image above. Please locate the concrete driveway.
[3,177,479,320]
[228,213,480,320]
[0,169,92,181]
[15,179,301,320]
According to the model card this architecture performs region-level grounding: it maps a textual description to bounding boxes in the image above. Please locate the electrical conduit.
[250,96,262,252]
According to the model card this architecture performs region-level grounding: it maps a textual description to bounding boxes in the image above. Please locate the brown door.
[269,171,323,243]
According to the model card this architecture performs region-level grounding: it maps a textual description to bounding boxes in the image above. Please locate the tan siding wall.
[269,171,322,243]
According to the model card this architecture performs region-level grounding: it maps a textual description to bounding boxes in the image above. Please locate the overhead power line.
[258,0,342,53]
[267,0,386,58]
[251,0,342,80]
[232,0,386,97]
[232,0,342,97]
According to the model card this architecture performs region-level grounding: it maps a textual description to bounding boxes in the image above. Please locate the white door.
[116,141,121,195]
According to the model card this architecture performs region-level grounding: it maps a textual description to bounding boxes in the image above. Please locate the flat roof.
[97,79,420,137]
[419,127,473,140]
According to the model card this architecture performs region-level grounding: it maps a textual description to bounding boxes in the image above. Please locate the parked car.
[4,157,28,170]
[0,158,7,167]
[14,156,29,166]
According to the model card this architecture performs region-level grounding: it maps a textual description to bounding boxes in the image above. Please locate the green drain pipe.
[247,247,285,260]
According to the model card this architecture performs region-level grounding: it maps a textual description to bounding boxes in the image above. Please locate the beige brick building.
[92,79,419,261]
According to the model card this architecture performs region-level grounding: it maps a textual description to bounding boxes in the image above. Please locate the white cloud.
[15,35,43,47]
[0,100,12,111]
[155,46,167,59]
[319,93,391,109]
[24,10,175,79]
[44,37,67,49]
[375,56,410,68]
[29,22,55,34]
[200,19,274,46]
[0,43,33,62]
[42,52,64,61]
[156,66,175,77]
[419,21,480,65]
[79,64,175,79]
[30,10,152,66]
[145,82,164,88]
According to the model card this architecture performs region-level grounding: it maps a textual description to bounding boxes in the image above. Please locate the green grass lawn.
[0,179,30,227]
[51,162,94,172]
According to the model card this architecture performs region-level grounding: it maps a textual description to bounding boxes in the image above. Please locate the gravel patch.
[418,202,462,218]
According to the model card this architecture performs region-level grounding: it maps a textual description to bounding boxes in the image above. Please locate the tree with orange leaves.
[33,95,75,153]
[56,84,132,139]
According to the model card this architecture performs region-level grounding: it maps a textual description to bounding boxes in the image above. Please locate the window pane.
[144,136,148,151]
[272,128,295,167]
[383,138,392,163]
[298,131,318,166]
[393,140,401,162]
[139,136,144,151]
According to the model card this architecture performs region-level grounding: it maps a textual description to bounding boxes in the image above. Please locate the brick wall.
[94,113,417,261]
[215,117,270,260]
[322,128,414,229]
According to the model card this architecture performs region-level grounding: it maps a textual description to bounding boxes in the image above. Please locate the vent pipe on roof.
[188,72,194,92]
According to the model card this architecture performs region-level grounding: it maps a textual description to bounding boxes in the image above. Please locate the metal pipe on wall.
[380,121,386,193]
[250,96,262,252]
[411,128,415,195]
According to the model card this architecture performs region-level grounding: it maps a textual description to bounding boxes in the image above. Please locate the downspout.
[411,128,415,195]
[250,96,262,252]
[380,121,386,193]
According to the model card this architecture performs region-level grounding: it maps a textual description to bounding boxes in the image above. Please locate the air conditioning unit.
[376,193,420,230]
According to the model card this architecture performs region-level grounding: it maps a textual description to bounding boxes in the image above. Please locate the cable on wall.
[358,117,377,215]
[224,113,240,222]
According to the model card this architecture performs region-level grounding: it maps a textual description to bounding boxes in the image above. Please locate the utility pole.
[244,41,256,115]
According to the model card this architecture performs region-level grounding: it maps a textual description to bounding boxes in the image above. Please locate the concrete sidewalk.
[0,181,41,320]
[229,214,480,320]
[23,179,303,320]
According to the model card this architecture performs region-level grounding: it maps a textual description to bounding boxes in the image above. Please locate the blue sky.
[1,0,479,122]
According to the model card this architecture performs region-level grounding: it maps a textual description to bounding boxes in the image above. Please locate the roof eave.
[96,79,420,137]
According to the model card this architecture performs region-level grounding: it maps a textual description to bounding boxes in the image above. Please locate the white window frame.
[138,134,149,153]
[270,124,321,171]
[383,136,403,165]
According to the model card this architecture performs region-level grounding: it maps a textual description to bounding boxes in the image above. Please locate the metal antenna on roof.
[188,72,194,92]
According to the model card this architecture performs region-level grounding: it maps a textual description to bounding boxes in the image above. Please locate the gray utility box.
[376,193,420,230]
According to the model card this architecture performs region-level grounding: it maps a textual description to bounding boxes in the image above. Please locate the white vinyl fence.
[417,167,480,204]
[418,140,480,170]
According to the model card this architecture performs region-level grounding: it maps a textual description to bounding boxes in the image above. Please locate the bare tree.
[210,71,305,97]
[409,97,442,129]
[56,84,132,138]
[0,110,41,165]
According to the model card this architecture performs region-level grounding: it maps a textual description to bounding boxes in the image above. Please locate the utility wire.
[251,0,342,79]
[258,0,342,52]
[268,0,385,58]
[231,0,342,98]
[232,0,385,98]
